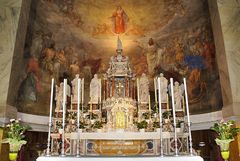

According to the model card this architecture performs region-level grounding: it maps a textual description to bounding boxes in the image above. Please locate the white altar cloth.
[37,156,203,161]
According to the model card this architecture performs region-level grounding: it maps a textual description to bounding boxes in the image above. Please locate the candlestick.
[70,96,73,110]
[76,78,80,157]
[90,97,92,120]
[170,78,178,156]
[99,79,101,103]
[157,77,163,157]
[46,78,54,156]
[137,78,140,102]
[183,78,193,155]
[61,79,67,156]
[148,95,151,113]
[154,78,157,103]
[167,93,169,111]
[182,95,185,113]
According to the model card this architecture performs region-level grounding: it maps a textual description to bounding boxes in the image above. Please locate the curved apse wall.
[17,0,222,116]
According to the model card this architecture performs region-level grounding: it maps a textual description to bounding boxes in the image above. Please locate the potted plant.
[56,120,63,134]
[67,112,77,124]
[136,120,148,132]
[78,121,86,132]
[153,121,160,132]
[176,120,184,133]
[162,111,171,123]
[91,121,103,132]
[1,119,30,161]
[142,112,150,119]
[210,120,240,160]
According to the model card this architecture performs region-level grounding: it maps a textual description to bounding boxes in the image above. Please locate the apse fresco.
[18,0,222,115]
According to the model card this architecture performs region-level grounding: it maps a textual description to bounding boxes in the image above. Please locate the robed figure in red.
[111,6,129,34]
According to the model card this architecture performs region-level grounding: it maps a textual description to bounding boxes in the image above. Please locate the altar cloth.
[37,155,203,161]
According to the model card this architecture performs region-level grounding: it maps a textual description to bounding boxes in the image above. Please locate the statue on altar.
[55,81,71,111]
[159,73,168,103]
[55,82,63,111]
[174,81,184,110]
[71,74,81,102]
[90,74,101,104]
[139,73,149,103]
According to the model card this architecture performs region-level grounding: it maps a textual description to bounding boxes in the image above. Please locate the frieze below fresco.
[17,0,222,115]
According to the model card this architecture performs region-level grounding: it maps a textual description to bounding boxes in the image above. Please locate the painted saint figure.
[90,74,101,104]
[146,38,158,76]
[111,6,129,34]
[139,73,149,103]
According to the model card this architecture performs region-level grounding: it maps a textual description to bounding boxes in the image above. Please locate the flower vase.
[215,138,233,161]
[9,152,18,161]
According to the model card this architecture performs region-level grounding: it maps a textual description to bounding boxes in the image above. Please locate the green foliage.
[136,120,148,129]
[162,111,172,119]
[142,112,150,119]
[79,121,87,129]
[176,120,184,128]
[153,122,160,128]
[210,120,240,140]
[91,121,103,129]
[67,112,77,120]
[56,120,63,129]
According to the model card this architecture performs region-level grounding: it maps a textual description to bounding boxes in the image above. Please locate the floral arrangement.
[211,120,240,153]
[211,120,240,140]
[2,119,30,152]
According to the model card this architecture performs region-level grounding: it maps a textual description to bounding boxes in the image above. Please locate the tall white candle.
[99,79,101,103]
[154,78,157,103]
[46,78,54,156]
[137,78,140,102]
[170,78,178,156]
[157,77,163,156]
[183,78,193,155]
[77,78,80,123]
[61,79,67,156]
[76,78,80,156]
[167,93,169,111]
[148,95,151,113]
[82,78,84,111]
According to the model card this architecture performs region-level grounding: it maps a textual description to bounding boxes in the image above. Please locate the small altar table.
[37,156,203,161]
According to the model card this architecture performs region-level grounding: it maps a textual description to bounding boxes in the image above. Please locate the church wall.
[15,0,223,116]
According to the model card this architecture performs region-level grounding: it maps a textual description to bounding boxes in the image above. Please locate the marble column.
[0,0,31,160]
[0,0,31,123]
[208,0,240,119]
